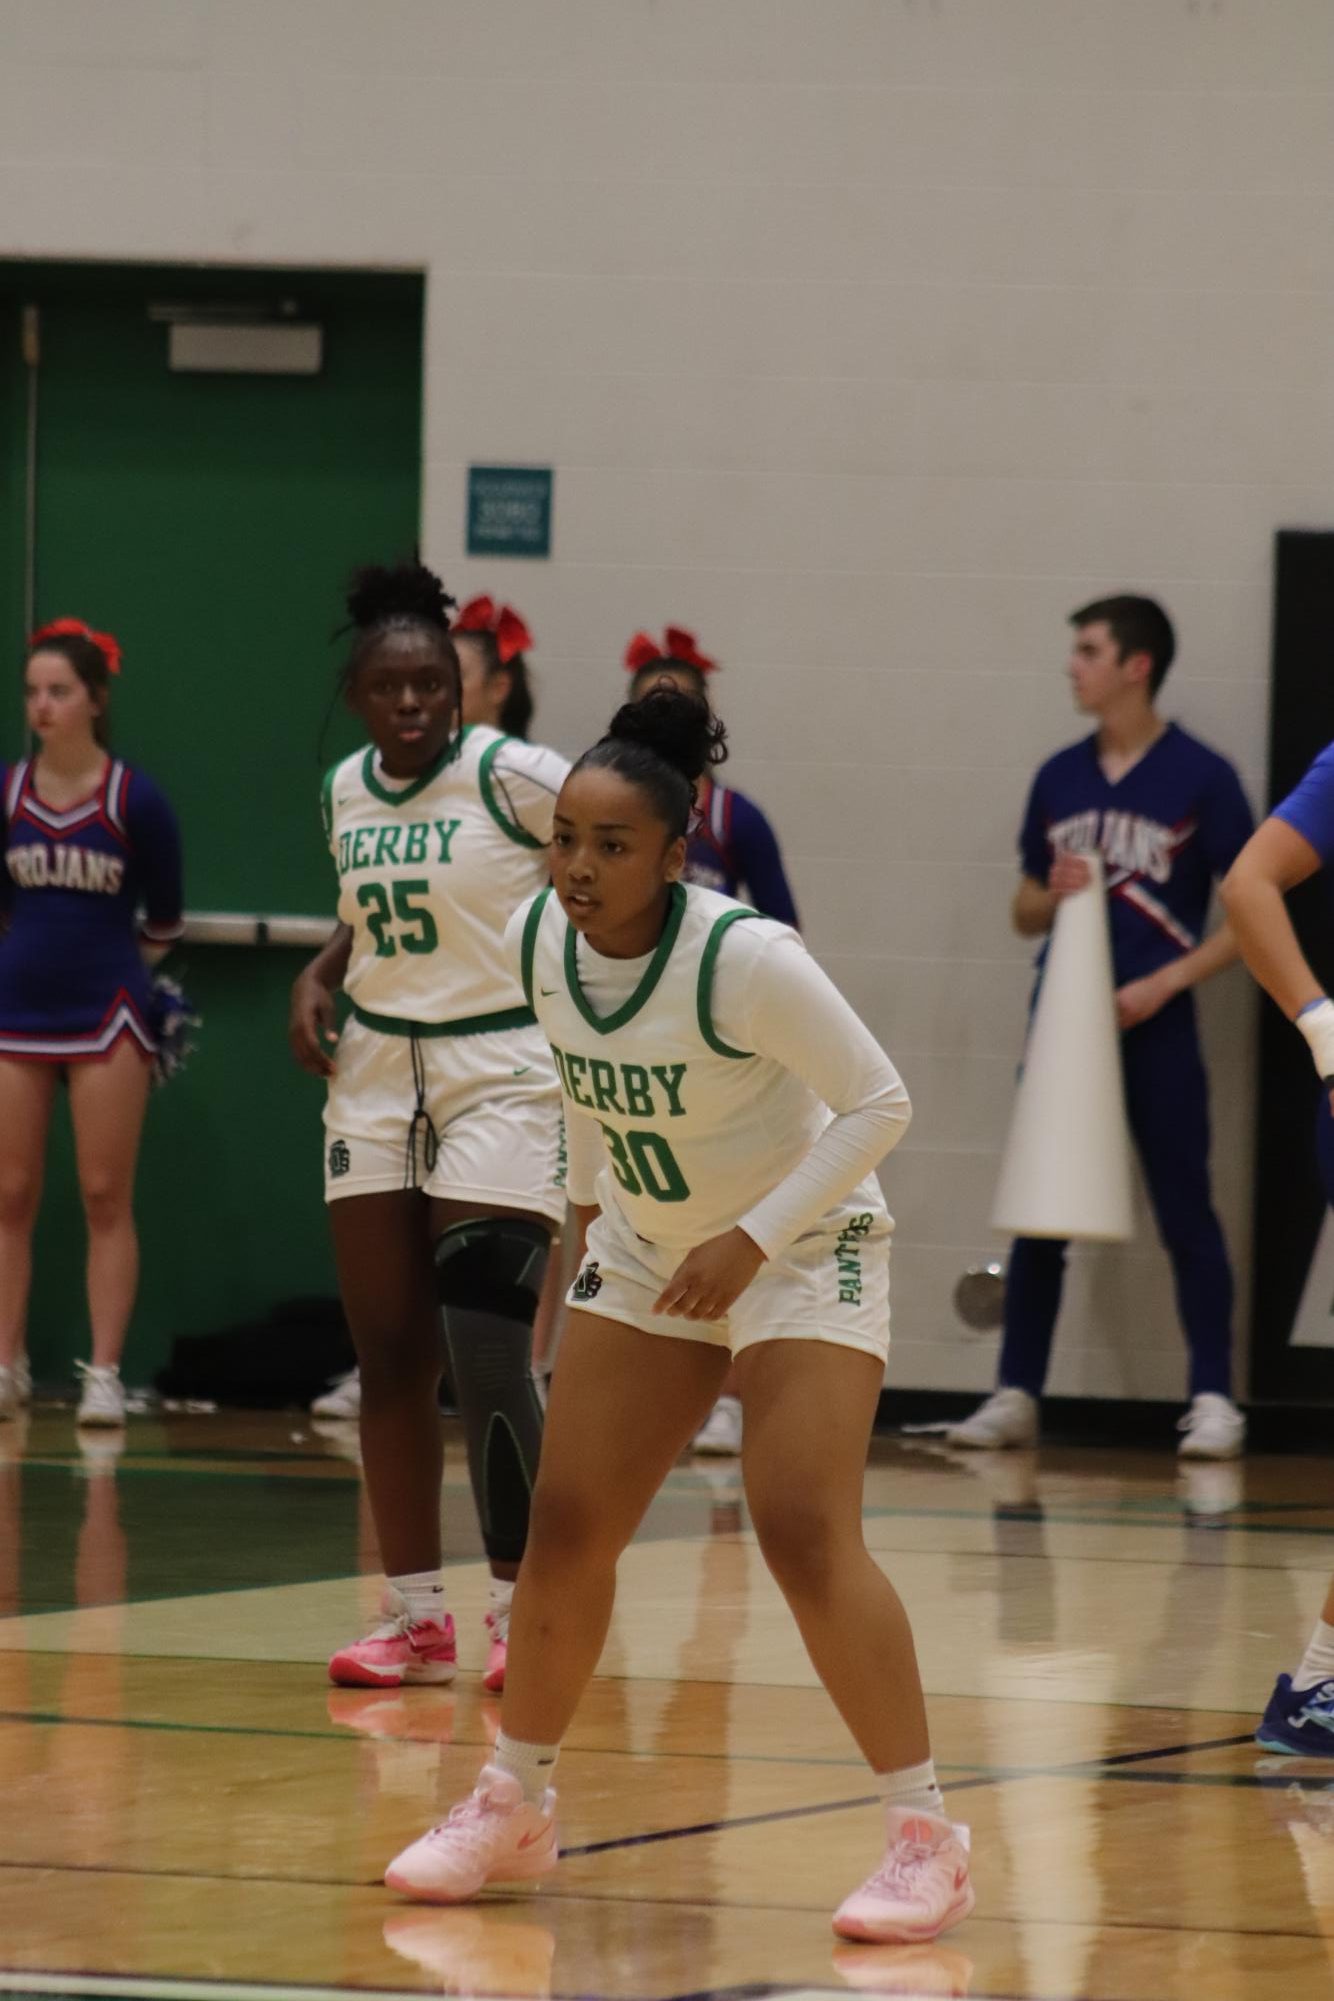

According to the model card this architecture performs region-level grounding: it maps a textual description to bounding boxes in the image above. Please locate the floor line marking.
[565,1731,1262,1852]
[864,1502,1334,1538]
[0,1658,1269,1719]
[0,1706,935,1770]
[0,1975,505,2001]
[0,1707,1254,1778]
[0,1860,373,1887]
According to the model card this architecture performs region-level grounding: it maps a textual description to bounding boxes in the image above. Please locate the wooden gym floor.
[2,1408,1334,2001]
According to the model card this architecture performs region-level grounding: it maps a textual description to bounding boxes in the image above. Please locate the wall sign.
[466,465,553,558]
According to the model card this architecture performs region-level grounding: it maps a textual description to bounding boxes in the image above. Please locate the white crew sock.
[488,1575,515,1637]
[876,1757,945,1819]
[493,1729,560,1804]
[389,1569,447,1627]
[1294,1618,1334,1691]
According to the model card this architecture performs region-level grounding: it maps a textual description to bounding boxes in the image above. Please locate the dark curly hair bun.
[576,684,729,839]
[345,559,456,632]
[606,685,728,785]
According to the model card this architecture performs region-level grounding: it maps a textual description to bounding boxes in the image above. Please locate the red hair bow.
[454,595,533,666]
[29,617,123,676]
[623,626,716,675]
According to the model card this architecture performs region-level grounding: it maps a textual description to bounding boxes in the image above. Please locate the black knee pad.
[435,1217,549,1566]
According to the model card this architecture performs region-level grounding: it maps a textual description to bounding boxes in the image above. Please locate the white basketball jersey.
[324,726,564,1026]
[519,881,876,1250]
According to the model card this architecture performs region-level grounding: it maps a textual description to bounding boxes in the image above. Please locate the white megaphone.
[991,852,1134,1242]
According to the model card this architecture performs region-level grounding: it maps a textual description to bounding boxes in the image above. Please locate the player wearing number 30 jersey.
[513,880,896,1353]
[385,687,976,1949]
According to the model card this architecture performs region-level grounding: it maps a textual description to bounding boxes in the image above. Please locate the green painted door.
[0,262,423,1389]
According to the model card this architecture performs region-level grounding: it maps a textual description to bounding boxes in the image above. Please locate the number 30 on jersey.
[598,1122,690,1203]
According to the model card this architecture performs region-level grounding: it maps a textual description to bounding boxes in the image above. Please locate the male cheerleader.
[948,596,1253,1459]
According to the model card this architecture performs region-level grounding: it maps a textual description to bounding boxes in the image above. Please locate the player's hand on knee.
[1049,852,1093,899]
[289,969,339,1077]
[653,1228,767,1321]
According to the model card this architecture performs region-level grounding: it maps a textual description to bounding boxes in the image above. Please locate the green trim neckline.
[360,726,471,807]
[563,882,688,1036]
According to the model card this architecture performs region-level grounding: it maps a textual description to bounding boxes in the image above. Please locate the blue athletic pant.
[1315,1093,1334,1207]
[998,992,1234,1400]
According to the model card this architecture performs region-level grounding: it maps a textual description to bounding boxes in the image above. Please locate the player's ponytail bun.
[346,560,455,634]
[578,685,728,838]
[608,685,727,785]
[336,558,460,702]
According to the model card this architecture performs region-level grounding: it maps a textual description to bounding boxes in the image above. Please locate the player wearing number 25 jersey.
[294,563,569,1704]
[321,717,568,1209]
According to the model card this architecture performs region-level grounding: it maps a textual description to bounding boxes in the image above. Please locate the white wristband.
[1297,998,1334,1084]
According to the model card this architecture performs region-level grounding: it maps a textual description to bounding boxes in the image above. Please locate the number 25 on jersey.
[356,878,439,958]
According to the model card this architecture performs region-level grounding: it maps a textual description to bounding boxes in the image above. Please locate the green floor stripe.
[0,1704,978,1771]
[863,1502,1334,1537]
[0,1975,452,2001]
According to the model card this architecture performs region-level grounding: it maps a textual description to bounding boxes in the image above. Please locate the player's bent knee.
[526,1476,621,1565]
[750,1500,844,1598]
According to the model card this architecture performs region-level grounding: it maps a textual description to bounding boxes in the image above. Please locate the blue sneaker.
[1256,1673,1334,1755]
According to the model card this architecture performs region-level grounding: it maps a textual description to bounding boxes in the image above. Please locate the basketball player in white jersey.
[289,561,569,1694]
[310,589,567,1410]
[382,686,975,1946]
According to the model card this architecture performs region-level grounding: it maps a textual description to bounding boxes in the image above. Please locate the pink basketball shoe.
[328,1586,457,1688]
[832,1807,974,1944]
[384,1764,558,1902]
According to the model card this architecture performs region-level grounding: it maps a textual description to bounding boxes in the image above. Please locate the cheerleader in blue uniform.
[0,620,183,1427]
[624,627,800,926]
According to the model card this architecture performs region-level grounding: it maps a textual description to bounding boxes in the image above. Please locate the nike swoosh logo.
[512,1065,532,1077]
[540,988,557,997]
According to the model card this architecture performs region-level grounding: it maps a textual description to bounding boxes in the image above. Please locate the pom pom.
[148,974,200,1088]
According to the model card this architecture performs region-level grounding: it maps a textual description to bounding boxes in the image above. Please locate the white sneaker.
[312,1368,361,1419]
[0,1366,21,1422]
[945,1387,1037,1451]
[1177,1392,1245,1461]
[385,1764,558,1901]
[14,1355,31,1405]
[75,1361,126,1428]
[832,1807,974,1943]
[1178,1460,1243,1517]
[693,1394,742,1456]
